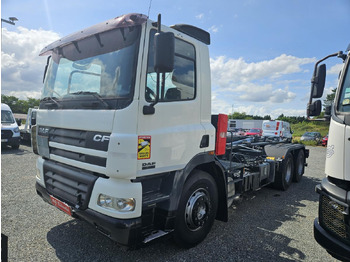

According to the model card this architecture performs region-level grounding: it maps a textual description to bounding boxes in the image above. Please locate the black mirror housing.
[154,32,175,73]
[308,100,322,117]
[311,64,326,98]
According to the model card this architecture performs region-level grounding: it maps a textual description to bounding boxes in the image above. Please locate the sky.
[1,0,349,118]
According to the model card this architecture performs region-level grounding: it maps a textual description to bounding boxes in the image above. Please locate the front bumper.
[1,136,20,146]
[36,182,142,246]
[314,178,350,261]
[314,218,350,261]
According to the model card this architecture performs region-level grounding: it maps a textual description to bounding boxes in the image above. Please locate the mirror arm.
[43,56,51,83]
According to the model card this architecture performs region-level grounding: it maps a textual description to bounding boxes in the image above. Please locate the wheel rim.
[185,188,211,231]
[285,160,292,182]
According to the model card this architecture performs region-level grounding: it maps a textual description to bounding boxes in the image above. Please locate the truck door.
[137,29,206,175]
[345,125,350,180]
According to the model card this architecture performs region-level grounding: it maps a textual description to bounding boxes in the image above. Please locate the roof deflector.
[170,24,210,45]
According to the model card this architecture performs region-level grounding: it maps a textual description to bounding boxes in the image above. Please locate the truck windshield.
[1,110,15,124]
[41,26,141,110]
[337,60,350,113]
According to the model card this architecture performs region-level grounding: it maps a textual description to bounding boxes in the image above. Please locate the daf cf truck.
[34,13,308,248]
[308,44,350,261]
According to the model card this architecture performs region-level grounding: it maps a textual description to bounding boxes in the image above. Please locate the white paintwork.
[326,118,346,179]
[136,21,215,176]
[345,125,350,180]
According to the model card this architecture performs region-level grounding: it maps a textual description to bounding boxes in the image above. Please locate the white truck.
[19,108,37,142]
[262,120,292,142]
[1,103,21,149]
[308,44,350,261]
[34,13,309,248]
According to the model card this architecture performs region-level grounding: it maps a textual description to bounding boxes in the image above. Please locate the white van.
[1,103,21,149]
[262,120,292,141]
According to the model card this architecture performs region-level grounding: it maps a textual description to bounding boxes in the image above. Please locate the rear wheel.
[273,153,294,191]
[174,170,218,248]
[293,150,305,182]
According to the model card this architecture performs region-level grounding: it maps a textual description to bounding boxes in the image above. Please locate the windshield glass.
[1,110,15,124]
[337,60,350,113]
[41,26,141,110]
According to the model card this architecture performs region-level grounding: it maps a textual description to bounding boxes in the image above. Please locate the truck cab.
[308,44,350,261]
[34,13,218,247]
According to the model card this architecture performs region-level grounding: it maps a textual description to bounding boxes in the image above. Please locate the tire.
[293,150,305,182]
[273,153,294,191]
[174,170,218,248]
[11,144,20,150]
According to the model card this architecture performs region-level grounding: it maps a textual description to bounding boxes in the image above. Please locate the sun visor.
[39,13,148,56]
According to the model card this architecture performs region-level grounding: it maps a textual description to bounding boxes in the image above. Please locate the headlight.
[97,194,135,212]
[14,127,20,133]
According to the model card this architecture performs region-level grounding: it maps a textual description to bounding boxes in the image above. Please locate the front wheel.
[174,170,218,248]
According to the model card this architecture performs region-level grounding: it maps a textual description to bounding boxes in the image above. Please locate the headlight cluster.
[14,127,20,133]
[97,194,135,212]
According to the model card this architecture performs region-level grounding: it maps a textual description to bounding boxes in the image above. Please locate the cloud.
[210,54,316,87]
[208,25,219,33]
[328,63,343,75]
[196,13,204,20]
[1,27,60,99]
[210,54,316,118]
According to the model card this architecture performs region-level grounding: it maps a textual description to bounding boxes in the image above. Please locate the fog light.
[97,194,135,212]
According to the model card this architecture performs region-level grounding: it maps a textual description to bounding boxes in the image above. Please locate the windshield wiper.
[70,91,110,109]
[41,96,61,108]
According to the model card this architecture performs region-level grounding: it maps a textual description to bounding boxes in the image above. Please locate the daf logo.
[93,134,110,142]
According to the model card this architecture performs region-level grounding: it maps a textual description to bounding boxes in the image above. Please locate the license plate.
[50,195,72,216]
[1,139,8,142]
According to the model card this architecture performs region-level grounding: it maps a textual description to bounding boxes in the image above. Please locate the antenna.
[147,0,153,17]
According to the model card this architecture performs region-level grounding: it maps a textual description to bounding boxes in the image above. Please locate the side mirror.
[16,119,22,126]
[154,32,174,73]
[308,100,322,117]
[311,64,326,98]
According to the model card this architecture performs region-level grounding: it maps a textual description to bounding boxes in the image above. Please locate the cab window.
[146,30,196,102]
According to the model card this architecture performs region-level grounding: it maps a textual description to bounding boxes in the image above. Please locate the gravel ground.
[1,145,338,261]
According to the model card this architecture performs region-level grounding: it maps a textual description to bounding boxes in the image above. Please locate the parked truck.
[19,108,37,142]
[308,44,350,261]
[34,13,309,248]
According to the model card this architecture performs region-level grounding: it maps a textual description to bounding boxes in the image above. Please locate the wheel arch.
[180,153,228,222]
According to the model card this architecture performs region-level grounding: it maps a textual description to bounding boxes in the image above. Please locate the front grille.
[40,126,110,168]
[1,130,13,139]
[319,194,350,244]
[43,160,99,210]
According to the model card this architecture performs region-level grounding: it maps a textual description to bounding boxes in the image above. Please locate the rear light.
[214,114,228,155]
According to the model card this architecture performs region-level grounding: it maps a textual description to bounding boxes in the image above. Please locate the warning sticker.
[138,136,151,160]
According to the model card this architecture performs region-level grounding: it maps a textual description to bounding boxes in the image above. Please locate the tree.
[1,95,40,113]
[323,88,336,109]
